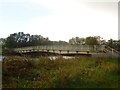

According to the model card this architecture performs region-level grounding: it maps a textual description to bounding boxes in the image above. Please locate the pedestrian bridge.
[13,45,106,54]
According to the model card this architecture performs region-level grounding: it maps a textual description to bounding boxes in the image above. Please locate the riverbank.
[2,56,119,88]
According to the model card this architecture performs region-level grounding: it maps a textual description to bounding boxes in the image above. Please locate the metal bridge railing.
[13,45,106,53]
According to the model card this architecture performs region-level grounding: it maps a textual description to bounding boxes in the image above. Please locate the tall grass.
[2,56,119,88]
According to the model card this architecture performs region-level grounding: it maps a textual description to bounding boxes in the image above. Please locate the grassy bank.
[2,56,119,88]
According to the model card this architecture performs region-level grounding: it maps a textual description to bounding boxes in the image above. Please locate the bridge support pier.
[47,50,49,52]
[67,50,69,54]
[59,50,61,54]
[87,51,89,54]
[76,51,78,54]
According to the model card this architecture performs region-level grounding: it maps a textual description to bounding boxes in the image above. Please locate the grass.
[2,56,119,88]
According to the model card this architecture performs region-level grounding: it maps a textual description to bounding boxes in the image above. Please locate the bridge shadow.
[14,51,92,58]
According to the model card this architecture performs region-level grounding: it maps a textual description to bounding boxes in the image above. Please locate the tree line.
[0,32,120,51]
[106,39,120,51]
[2,32,68,48]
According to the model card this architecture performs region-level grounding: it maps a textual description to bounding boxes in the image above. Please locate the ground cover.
[2,56,119,88]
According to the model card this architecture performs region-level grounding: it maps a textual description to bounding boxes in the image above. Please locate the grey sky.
[118,2,120,39]
[0,0,119,41]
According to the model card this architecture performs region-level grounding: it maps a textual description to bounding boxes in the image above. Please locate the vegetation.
[3,32,106,49]
[69,37,85,45]
[4,32,50,48]
[85,36,99,45]
[1,32,120,88]
[106,39,120,51]
[1,32,120,53]
[2,32,119,52]
[4,32,68,48]
[2,56,119,88]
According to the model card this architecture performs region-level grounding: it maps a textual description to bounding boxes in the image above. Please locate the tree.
[4,32,52,48]
[5,33,18,48]
[106,39,120,51]
[69,37,85,45]
[85,36,98,45]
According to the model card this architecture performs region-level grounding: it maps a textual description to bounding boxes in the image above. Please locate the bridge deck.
[14,45,105,54]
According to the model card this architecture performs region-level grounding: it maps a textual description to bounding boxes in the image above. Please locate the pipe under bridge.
[13,45,105,54]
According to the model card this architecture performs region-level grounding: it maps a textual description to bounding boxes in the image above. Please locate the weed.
[2,56,119,88]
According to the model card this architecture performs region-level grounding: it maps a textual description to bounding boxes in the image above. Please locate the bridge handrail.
[13,45,106,52]
[105,46,120,55]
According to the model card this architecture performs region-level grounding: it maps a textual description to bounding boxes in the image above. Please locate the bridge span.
[13,45,105,54]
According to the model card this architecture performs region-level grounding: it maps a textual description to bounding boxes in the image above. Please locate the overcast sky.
[0,0,119,41]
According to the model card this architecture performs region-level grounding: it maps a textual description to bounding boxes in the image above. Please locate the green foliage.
[106,39,120,51]
[4,32,69,48]
[2,56,119,88]
[85,36,98,45]
[5,33,18,48]
[4,32,51,48]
